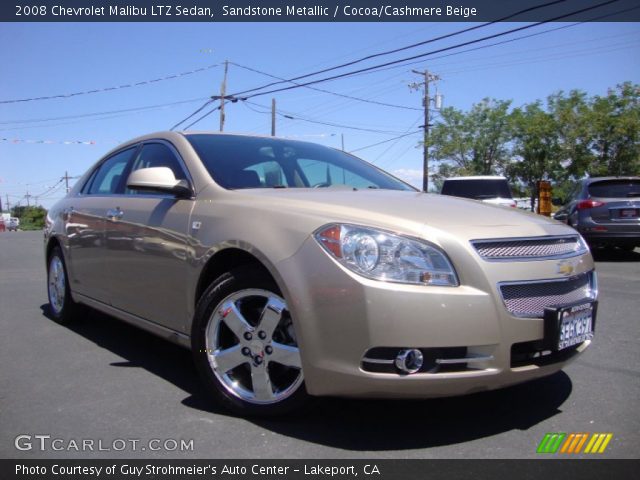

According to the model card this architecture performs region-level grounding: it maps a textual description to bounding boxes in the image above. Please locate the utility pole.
[341,134,345,151]
[410,69,440,193]
[271,98,276,136]
[25,188,31,207]
[219,60,228,132]
[63,171,71,193]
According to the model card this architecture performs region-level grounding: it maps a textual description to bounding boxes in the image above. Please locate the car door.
[103,141,194,333]
[65,147,138,303]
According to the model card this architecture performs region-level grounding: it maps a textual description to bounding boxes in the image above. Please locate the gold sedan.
[44,132,597,416]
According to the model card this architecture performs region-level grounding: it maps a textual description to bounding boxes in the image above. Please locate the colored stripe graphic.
[584,433,613,454]
[539,433,613,454]
[537,433,566,453]
[560,433,589,453]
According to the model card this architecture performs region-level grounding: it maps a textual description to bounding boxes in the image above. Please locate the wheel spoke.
[258,297,286,338]
[251,366,274,401]
[269,342,302,369]
[220,301,253,341]
[212,345,248,373]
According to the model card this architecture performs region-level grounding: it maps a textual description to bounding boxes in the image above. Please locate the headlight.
[314,224,459,286]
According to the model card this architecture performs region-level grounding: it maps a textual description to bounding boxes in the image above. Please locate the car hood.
[230,188,572,241]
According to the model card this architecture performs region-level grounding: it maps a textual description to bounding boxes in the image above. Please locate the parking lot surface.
[1,231,638,458]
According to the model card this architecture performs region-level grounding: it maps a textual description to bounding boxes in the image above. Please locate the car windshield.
[588,179,640,198]
[186,134,415,191]
[441,179,512,200]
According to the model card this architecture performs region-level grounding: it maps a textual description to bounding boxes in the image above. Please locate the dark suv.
[554,177,640,250]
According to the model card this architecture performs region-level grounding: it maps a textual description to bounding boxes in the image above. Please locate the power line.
[183,103,227,130]
[0,97,209,126]
[230,62,420,111]
[170,99,215,131]
[0,63,219,104]
[349,131,422,154]
[363,4,640,77]
[232,0,619,101]
[172,1,620,133]
[243,100,407,135]
[439,41,638,76]
[230,0,568,97]
[373,116,423,162]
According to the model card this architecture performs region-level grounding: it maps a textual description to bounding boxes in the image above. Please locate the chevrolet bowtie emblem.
[557,261,575,276]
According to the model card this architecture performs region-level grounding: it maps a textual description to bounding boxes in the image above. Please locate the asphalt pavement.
[1,230,638,459]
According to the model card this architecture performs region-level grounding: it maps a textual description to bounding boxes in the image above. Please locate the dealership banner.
[2,0,640,22]
[3,459,640,480]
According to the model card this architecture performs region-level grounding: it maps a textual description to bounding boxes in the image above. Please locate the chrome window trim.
[497,270,597,319]
[470,234,587,262]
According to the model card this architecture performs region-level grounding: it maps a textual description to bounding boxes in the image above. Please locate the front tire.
[192,267,309,416]
[47,246,79,324]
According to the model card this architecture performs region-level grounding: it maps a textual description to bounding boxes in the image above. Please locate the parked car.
[553,177,640,250]
[441,176,517,208]
[44,132,597,416]
[0,219,5,232]
[8,217,19,231]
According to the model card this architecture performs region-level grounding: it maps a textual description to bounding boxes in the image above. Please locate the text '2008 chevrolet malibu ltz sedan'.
[44,131,598,416]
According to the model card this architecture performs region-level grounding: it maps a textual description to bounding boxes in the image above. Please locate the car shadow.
[41,304,572,451]
[591,247,640,262]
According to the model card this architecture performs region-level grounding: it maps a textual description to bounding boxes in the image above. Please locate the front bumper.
[275,236,595,398]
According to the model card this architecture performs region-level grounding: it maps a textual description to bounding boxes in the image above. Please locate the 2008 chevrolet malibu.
[44,131,598,416]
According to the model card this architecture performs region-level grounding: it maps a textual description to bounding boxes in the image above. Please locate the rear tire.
[192,266,309,416]
[47,246,79,324]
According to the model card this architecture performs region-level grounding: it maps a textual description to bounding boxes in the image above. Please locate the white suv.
[441,176,517,208]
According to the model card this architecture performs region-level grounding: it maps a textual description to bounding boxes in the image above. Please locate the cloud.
[391,169,424,189]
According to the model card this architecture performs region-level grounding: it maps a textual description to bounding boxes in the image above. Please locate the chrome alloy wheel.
[205,289,303,404]
[48,255,66,315]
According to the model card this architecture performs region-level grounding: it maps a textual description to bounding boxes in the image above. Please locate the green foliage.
[508,101,563,209]
[11,205,47,230]
[430,98,512,178]
[428,83,640,200]
[588,82,640,176]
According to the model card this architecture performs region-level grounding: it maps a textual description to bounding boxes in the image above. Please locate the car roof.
[98,131,340,161]
[444,176,508,181]
[582,176,640,184]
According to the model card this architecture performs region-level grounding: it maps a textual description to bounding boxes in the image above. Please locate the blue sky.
[1,20,639,208]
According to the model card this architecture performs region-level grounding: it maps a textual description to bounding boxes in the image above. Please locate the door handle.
[106,208,124,220]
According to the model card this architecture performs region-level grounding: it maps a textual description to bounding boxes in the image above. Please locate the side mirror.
[127,167,192,198]
[551,197,564,206]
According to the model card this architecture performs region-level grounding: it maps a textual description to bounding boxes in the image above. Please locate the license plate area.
[611,208,639,220]
[544,301,597,351]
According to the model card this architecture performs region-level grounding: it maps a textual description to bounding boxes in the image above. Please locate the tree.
[508,102,562,211]
[588,82,640,176]
[11,205,47,230]
[547,89,594,178]
[430,98,512,179]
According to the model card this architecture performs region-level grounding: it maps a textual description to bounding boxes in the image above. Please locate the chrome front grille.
[499,271,596,318]
[472,235,585,261]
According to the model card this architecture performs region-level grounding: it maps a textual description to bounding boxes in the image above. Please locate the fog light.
[395,349,424,374]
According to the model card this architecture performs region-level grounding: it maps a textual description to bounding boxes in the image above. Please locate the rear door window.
[588,180,640,198]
